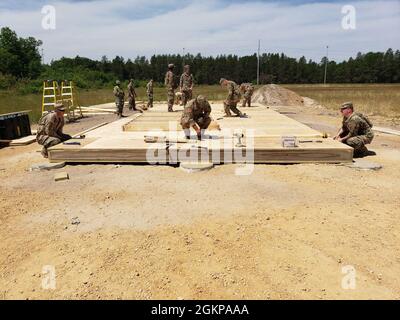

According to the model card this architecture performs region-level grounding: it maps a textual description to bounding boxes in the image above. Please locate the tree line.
[1,27,399,93]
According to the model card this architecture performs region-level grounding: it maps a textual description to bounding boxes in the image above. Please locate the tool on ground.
[299,140,323,143]
[63,141,81,146]
[233,132,246,147]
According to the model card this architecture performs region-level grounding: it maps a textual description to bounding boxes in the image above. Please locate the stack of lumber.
[48,103,353,164]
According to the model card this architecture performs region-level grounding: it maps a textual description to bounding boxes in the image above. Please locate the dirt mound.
[252,84,304,106]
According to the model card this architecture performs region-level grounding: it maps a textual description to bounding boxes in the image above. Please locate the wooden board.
[0,135,37,146]
[48,103,353,163]
[373,126,400,136]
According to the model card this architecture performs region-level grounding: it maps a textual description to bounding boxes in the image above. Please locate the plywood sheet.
[48,103,353,163]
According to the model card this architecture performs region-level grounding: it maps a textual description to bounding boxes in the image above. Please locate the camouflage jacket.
[181,99,212,127]
[180,72,194,91]
[113,85,125,102]
[226,80,241,102]
[342,113,374,138]
[241,83,254,97]
[146,81,153,95]
[164,71,176,90]
[36,112,65,142]
[127,82,136,98]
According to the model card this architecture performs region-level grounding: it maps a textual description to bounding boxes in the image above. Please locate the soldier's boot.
[230,105,243,117]
[354,145,369,158]
[168,104,173,112]
[183,129,191,140]
[247,99,252,108]
[41,147,48,158]
[223,103,232,117]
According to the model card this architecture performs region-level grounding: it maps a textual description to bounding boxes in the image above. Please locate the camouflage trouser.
[147,94,153,108]
[224,100,243,117]
[181,116,211,130]
[167,88,175,111]
[345,134,374,155]
[128,96,136,110]
[115,100,124,115]
[182,90,192,106]
[242,95,252,108]
[37,134,71,158]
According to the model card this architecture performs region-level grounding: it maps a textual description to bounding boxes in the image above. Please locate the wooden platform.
[48,103,353,164]
[0,135,37,146]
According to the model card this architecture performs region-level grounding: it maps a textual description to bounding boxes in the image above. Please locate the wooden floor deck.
[48,103,353,164]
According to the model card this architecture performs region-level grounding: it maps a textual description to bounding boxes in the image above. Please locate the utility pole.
[257,40,260,85]
[324,45,329,85]
[182,47,185,67]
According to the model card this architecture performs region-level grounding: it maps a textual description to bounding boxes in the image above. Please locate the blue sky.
[0,0,399,63]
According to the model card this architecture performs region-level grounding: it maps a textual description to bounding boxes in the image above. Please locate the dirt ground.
[1,103,399,300]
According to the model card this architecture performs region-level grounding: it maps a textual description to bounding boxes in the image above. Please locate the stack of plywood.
[48,103,353,164]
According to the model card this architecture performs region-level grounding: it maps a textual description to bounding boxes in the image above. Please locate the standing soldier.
[146,79,154,109]
[164,64,176,112]
[36,103,72,158]
[113,80,125,118]
[180,65,194,106]
[240,83,255,108]
[220,78,244,117]
[127,79,138,111]
[334,102,375,157]
[180,95,212,140]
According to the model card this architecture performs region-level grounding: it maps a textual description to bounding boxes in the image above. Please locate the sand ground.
[0,103,399,300]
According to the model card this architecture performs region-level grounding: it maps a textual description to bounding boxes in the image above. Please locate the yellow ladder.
[42,80,59,115]
[61,80,83,120]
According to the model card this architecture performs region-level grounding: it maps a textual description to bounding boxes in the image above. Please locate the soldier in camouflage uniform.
[113,80,125,117]
[334,102,374,157]
[146,79,154,109]
[181,95,212,140]
[220,78,244,117]
[240,83,254,108]
[127,79,138,111]
[180,65,194,106]
[36,103,72,158]
[165,64,176,112]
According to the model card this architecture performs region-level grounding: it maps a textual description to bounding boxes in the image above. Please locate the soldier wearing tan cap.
[334,102,374,157]
[36,103,72,158]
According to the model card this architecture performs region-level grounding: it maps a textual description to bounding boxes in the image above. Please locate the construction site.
[1,80,400,300]
[1,0,400,305]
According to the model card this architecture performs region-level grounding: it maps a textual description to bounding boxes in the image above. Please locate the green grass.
[1,84,399,123]
[284,84,400,118]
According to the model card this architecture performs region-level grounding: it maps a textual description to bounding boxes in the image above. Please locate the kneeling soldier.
[181,95,212,140]
[334,102,374,157]
[220,78,243,117]
[36,103,72,158]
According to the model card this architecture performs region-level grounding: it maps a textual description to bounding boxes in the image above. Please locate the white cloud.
[0,0,399,62]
